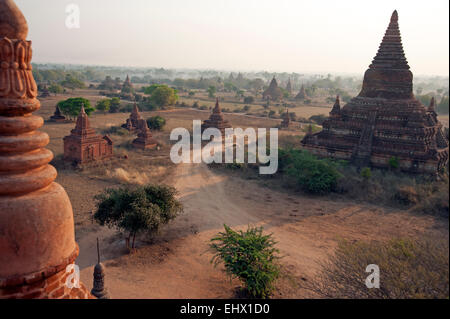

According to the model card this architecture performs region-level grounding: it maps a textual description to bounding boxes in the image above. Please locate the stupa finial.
[391,10,398,23]
[0,0,28,40]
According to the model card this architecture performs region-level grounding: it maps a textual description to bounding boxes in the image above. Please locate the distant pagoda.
[63,105,113,164]
[121,74,134,94]
[301,11,449,174]
[201,98,232,135]
[280,108,291,129]
[263,77,283,101]
[132,119,158,150]
[295,84,307,100]
[49,105,67,122]
[39,84,50,98]
[122,103,142,132]
[286,78,292,95]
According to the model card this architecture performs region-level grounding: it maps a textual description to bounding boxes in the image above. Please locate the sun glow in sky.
[17,0,449,76]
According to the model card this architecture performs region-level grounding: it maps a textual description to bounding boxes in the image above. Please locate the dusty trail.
[78,162,441,299]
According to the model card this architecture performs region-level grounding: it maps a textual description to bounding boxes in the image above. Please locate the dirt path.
[78,162,444,299]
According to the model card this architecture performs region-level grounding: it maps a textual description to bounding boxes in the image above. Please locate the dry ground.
[35,90,449,299]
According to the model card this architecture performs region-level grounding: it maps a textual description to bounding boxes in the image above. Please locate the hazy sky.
[16,0,449,76]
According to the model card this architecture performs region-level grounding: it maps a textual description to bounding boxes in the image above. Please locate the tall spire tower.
[0,0,91,298]
[302,11,449,174]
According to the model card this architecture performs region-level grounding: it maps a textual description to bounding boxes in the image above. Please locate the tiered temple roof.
[0,0,91,299]
[263,77,283,101]
[301,11,449,174]
[63,105,113,164]
[132,119,158,150]
[201,98,232,135]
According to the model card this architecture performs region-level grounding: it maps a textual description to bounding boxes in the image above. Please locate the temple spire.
[428,97,436,113]
[330,95,341,116]
[369,10,409,70]
[213,97,221,114]
[359,10,413,99]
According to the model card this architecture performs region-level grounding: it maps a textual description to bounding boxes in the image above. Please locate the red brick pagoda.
[201,98,232,135]
[63,105,113,164]
[122,103,142,132]
[132,119,158,150]
[301,11,449,174]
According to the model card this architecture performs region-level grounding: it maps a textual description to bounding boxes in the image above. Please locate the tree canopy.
[57,97,94,120]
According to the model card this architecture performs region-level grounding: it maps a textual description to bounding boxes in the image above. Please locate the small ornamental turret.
[91,238,110,299]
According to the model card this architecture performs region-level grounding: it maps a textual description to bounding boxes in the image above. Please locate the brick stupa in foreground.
[63,105,113,164]
[201,98,232,135]
[0,0,91,298]
[301,11,449,174]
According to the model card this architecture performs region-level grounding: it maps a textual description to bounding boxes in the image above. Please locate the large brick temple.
[63,105,113,164]
[301,11,449,174]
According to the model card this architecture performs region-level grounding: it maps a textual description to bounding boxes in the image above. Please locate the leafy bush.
[210,225,281,299]
[94,184,183,249]
[310,238,449,299]
[57,97,94,120]
[279,149,341,194]
[389,156,400,169]
[360,167,372,180]
[146,116,166,131]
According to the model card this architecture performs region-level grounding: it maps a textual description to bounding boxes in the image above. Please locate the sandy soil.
[77,161,445,299]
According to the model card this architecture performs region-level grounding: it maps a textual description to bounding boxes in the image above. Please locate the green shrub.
[389,156,400,169]
[310,238,449,299]
[210,225,281,299]
[94,184,183,249]
[279,149,341,194]
[146,116,166,131]
[360,167,372,180]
